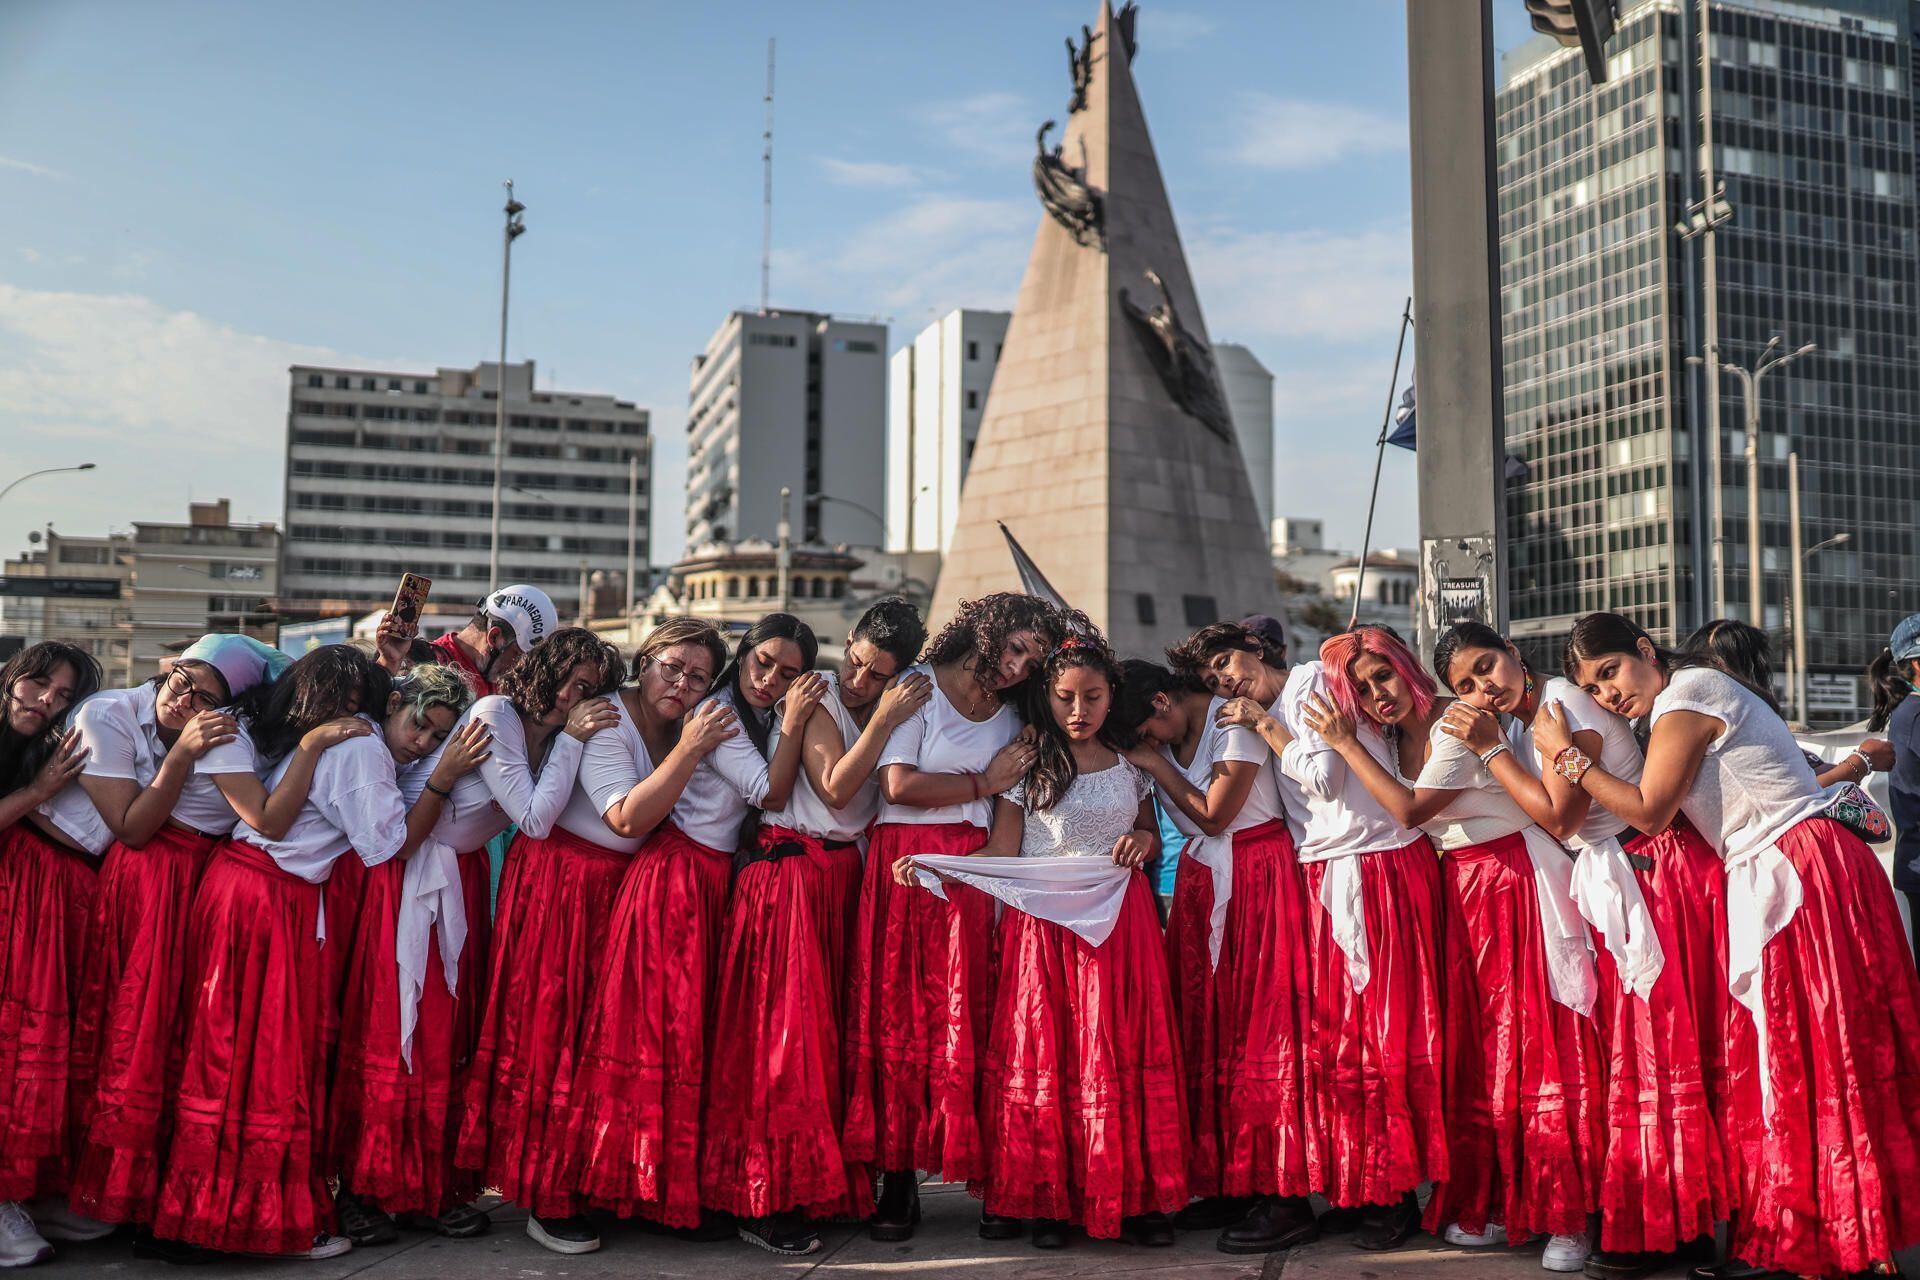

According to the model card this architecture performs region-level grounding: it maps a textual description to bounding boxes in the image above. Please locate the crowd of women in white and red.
[1,585,1918,1280]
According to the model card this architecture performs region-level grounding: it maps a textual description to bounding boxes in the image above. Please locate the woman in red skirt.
[328,631,623,1246]
[557,614,821,1252]
[701,599,930,1256]
[1113,649,1318,1255]
[0,642,100,1267]
[1435,621,1729,1278]
[150,648,486,1261]
[897,627,1186,1248]
[1303,625,1604,1273]
[1542,612,1920,1279]
[846,592,1054,1240]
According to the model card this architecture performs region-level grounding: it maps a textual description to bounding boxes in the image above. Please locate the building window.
[727,577,741,599]
[306,373,322,387]
[1135,593,1157,626]
[967,341,979,361]
[965,390,979,410]
[830,578,846,599]
[335,376,350,389]
[833,339,879,354]
[1182,594,1219,628]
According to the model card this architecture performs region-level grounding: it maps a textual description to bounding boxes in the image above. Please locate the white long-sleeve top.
[400,695,584,853]
[1277,661,1420,863]
[560,690,657,854]
[231,715,406,882]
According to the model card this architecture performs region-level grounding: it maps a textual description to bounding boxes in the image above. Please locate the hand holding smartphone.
[389,573,432,639]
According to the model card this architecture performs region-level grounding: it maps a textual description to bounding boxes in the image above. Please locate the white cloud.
[1218,94,1406,171]
[922,91,1038,170]
[17,248,41,265]
[1188,222,1411,345]
[0,155,66,180]
[818,157,920,189]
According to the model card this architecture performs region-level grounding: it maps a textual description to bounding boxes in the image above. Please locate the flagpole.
[1351,296,1414,628]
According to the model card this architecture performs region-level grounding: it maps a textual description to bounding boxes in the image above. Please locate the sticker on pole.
[1423,536,1498,632]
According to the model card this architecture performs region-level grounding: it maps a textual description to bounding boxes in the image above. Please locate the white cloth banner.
[911,853,1132,947]
[1317,853,1371,993]
[1566,835,1664,1001]
[394,837,469,1071]
[1519,826,1600,1018]
[1181,833,1234,971]
[1724,840,1804,1119]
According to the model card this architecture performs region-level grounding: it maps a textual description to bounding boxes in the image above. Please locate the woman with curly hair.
[1144,621,1319,1253]
[897,627,1184,1248]
[1301,624,1601,1273]
[329,630,622,1246]
[152,649,489,1260]
[0,642,100,1266]
[846,592,1055,1241]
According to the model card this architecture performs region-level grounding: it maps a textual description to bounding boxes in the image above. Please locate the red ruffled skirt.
[1164,818,1318,1199]
[151,841,334,1255]
[328,846,491,1215]
[556,823,731,1226]
[974,872,1188,1237]
[1725,817,1920,1278]
[1299,838,1458,1209]
[1425,830,1604,1240]
[842,821,995,1181]
[700,826,871,1221]
[0,823,97,1202]
[68,823,218,1223]
[454,825,629,1218]
[1588,825,1731,1253]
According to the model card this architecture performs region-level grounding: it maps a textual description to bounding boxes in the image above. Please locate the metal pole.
[776,486,792,613]
[1738,363,1762,626]
[1788,450,1805,725]
[490,180,523,593]
[577,560,590,626]
[0,463,96,513]
[626,453,639,635]
[1352,297,1413,629]
[1697,0,1727,620]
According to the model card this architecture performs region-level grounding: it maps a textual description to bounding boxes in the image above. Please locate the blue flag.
[1387,382,1417,450]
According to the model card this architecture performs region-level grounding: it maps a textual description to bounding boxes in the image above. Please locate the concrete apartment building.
[685,310,888,550]
[0,529,132,667]
[1497,0,1920,722]
[885,309,1010,555]
[281,360,650,621]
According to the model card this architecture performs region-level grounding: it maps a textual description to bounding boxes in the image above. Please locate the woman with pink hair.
[1303,625,1603,1275]
[1225,626,1469,1251]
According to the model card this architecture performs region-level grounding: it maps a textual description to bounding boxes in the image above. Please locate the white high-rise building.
[1214,343,1275,530]
[885,309,1010,555]
[686,309,888,549]
[282,360,649,620]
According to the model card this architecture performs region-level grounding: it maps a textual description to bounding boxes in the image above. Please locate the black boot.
[1174,1195,1256,1231]
[1031,1218,1071,1249]
[870,1171,920,1242]
[1316,1204,1364,1234]
[1217,1196,1319,1254]
[978,1210,1025,1240]
[1352,1191,1421,1252]
[1584,1249,1660,1279]
[1122,1212,1175,1247]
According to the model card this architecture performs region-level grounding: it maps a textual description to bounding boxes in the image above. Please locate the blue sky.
[0,0,1539,565]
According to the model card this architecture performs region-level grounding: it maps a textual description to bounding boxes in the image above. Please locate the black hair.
[1681,618,1782,714]
[1019,613,1124,812]
[921,592,1063,698]
[497,627,623,721]
[711,613,818,759]
[850,596,926,670]
[234,644,390,764]
[1431,620,1525,690]
[1562,612,1686,684]
[1165,620,1282,676]
[1868,647,1914,733]
[1108,658,1205,749]
[0,640,102,796]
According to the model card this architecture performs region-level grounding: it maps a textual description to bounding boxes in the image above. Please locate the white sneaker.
[1542,1231,1591,1272]
[1444,1220,1508,1247]
[0,1203,52,1268]
[26,1198,110,1243]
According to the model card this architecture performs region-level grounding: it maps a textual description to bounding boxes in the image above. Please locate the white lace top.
[1007,758,1152,859]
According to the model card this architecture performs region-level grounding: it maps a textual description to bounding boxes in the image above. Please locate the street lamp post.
[776,487,792,613]
[1676,186,1734,618]
[488,181,527,593]
[0,462,97,513]
[626,452,640,636]
[804,491,886,542]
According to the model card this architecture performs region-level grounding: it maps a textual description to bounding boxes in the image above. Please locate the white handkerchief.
[912,853,1132,946]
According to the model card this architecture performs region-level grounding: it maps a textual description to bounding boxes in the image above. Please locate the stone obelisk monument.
[928,0,1281,657]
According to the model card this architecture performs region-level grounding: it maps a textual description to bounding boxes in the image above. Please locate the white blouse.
[1010,758,1152,859]
[232,716,406,882]
[1650,666,1827,862]
[561,690,657,854]
[877,664,1022,829]
[777,674,878,843]
[1277,661,1421,863]
[1411,716,1534,851]
[36,683,251,855]
[1156,695,1286,840]
[402,695,584,854]
[1508,677,1642,849]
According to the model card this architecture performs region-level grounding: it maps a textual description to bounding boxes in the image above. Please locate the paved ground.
[28,1181,1729,1279]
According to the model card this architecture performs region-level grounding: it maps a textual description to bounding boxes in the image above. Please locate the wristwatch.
[1553,745,1593,786]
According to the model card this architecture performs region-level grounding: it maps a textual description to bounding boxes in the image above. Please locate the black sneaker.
[525,1214,600,1255]
[1122,1212,1175,1247]
[1174,1195,1256,1231]
[737,1213,819,1257]
[130,1228,217,1265]
[1218,1195,1319,1254]
[1686,1262,1772,1280]
[870,1171,920,1242]
[1352,1192,1421,1252]
[1031,1218,1071,1250]
[333,1191,397,1247]
[979,1210,1025,1240]
[1584,1249,1660,1279]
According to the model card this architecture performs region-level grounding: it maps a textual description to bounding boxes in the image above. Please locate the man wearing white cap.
[426,585,557,698]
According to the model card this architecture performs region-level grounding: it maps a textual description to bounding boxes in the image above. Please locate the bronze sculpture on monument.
[929,0,1282,656]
